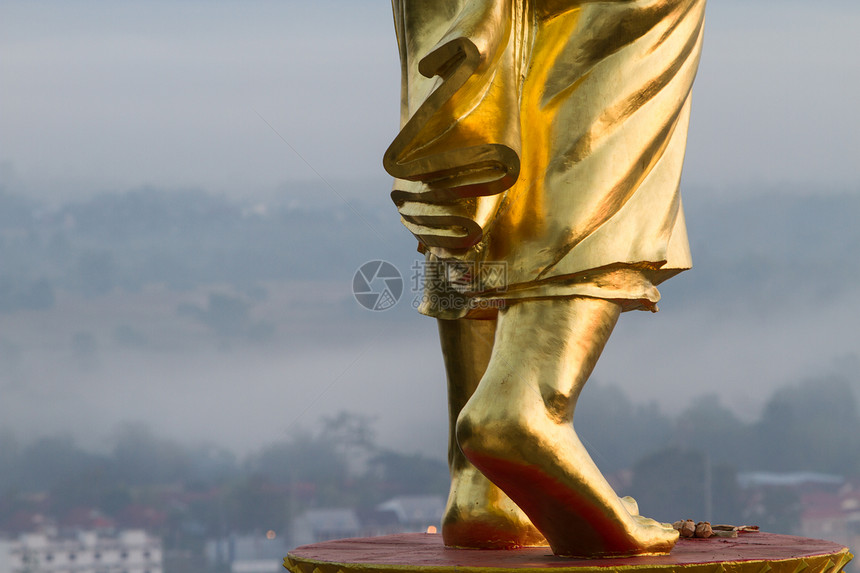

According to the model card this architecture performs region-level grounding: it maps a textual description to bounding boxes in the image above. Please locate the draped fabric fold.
[384,0,706,318]
[385,0,527,250]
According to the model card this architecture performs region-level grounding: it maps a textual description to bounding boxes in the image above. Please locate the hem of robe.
[417,262,689,320]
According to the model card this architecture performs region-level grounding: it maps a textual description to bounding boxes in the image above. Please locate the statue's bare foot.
[459,417,679,556]
[456,298,680,557]
[443,465,547,549]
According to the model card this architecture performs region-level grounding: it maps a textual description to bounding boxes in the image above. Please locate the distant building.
[738,472,845,489]
[798,486,860,557]
[290,509,363,547]
[288,495,445,548]
[0,540,15,573]
[737,470,860,572]
[2,529,162,573]
[204,533,289,573]
[375,496,445,532]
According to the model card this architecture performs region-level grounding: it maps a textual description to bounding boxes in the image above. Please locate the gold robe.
[384,0,706,319]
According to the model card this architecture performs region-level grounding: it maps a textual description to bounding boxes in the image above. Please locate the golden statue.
[383,0,706,558]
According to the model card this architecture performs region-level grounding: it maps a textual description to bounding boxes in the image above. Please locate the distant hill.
[1,186,857,313]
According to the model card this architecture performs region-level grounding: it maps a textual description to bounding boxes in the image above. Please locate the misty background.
[1,0,859,568]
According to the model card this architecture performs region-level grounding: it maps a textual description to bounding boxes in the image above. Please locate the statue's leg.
[455,298,678,557]
[437,318,547,548]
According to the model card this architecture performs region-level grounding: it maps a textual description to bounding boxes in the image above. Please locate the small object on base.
[672,520,737,539]
[672,520,696,538]
[285,532,852,573]
[711,530,738,539]
[693,522,713,539]
[711,524,760,538]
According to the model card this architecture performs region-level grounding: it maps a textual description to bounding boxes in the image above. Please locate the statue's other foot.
[443,465,547,549]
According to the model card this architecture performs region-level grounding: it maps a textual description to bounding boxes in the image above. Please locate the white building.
[0,540,14,573]
[2,530,162,573]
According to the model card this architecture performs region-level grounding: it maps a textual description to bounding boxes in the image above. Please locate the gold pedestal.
[285,532,852,573]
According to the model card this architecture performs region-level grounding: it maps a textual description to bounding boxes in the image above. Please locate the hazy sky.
[2,0,859,202]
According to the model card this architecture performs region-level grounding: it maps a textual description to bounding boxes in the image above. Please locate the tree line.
[0,374,856,543]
